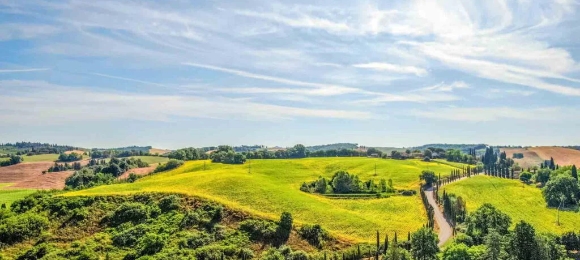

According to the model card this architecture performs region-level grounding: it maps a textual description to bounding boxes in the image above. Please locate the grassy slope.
[66,158,461,242]
[22,153,60,162]
[130,155,169,164]
[445,175,580,234]
[0,183,35,207]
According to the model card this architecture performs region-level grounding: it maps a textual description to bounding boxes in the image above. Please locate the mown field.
[445,175,580,234]
[131,155,169,164]
[66,158,463,242]
[21,153,60,162]
[0,183,35,207]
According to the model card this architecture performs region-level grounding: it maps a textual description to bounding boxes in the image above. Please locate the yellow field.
[65,158,462,242]
[445,175,580,234]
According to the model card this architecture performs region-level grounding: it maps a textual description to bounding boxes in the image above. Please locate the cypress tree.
[376,230,380,254]
[384,235,389,254]
[394,232,397,244]
[550,157,555,170]
[572,165,578,180]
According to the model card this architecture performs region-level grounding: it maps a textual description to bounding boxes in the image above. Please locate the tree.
[535,168,551,184]
[509,221,536,260]
[424,149,432,159]
[276,212,292,245]
[291,144,307,158]
[420,170,437,187]
[519,172,532,183]
[466,204,511,243]
[483,229,504,260]
[442,243,470,260]
[572,165,578,180]
[410,227,438,260]
[542,175,580,207]
[330,171,361,194]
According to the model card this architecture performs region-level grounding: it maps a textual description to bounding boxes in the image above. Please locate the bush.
[154,160,184,173]
[400,190,417,196]
[260,248,285,260]
[276,212,292,244]
[158,195,181,212]
[109,203,150,226]
[127,173,139,183]
[10,196,37,213]
[0,213,49,245]
[519,172,533,183]
[289,250,308,260]
[113,224,148,247]
[239,219,277,241]
[16,243,55,260]
[180,211,202,229]
[179,231,213,249]
[298,224,328,248]
[138,233,165,255]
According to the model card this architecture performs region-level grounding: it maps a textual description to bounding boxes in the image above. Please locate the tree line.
[300,171,395,195]
[0,155,23,167]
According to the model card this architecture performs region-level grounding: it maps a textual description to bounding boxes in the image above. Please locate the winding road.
[424,187,453,246]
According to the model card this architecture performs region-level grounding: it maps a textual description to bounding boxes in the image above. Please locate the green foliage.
[58,152,83,162]
[158,195,181,212]
[543,175,580,207]
[410,227,438,260]
[138,233,165,255]
[154,159,184,173]
[519,172,532,182]
[454,233,474,247]
[298,224,329,248]
[330,171,361,193]
[260,248,285,260]
[0,154,23,167]
[17,243,57,260]
[420,170,437,187]
[276,212,292,244]
[211,146,247,164]
[0,212,49,245]
[466,203,511,243]
[109,202,151,226]
[239,219,277,241]
[535,168,551,184]
[179,231,213,249]
[442,243,470,260]
[509,221,536,260]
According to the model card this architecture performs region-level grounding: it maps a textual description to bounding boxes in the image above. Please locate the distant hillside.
[91,146,152,152]
[306,143,358,151]
[412,144,488,153]
[0,142,81,155]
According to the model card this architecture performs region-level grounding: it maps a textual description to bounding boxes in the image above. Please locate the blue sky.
[1,0,580,149]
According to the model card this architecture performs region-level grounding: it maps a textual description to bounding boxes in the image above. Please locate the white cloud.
[352,62,427,76]
[414,81,470,92]
[411,107,565,122]
[0,68,49,73]
[183,62,362,95]
[0,80,372,124]
[0,24,60,41]
[234,9,350,33]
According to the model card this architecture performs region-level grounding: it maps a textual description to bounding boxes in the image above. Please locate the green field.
[22,153,60,162]
[66,158,462,242]
[0,184,36,207]
[445,175,580,234]
[130,155,169,164]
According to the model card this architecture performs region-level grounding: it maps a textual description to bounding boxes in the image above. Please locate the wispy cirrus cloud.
[410,107,566,122]
[0,80,373,124]
[0,68,49,73]
[352,62,427,76]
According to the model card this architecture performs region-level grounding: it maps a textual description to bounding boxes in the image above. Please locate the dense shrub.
[158,195,181,212]
[0,213,49,245]
[16,243,55,260]
[138,233,165,256]
[239,219,277,241]
[179,231,213,249]
[113,224,149,247]
[400,190,417,196]
[10,196,38,214]
[154,160,184,173]
[298,224,328,248]
[195,245,238,260]
[65,168,115,190]
[0,155,22,167]
[276,212,292,244]
[180,211,202,229]
[58,152,83,162]
[109,203,150,226]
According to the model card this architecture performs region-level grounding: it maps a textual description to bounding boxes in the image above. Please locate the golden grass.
[65,158,462,242]
[445,175,580,234]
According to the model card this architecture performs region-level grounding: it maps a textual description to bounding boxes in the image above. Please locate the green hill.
[66,157,463,242]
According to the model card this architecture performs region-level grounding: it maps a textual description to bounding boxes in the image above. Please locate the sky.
[1,0,580,149]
